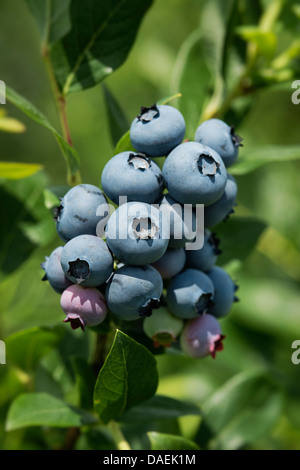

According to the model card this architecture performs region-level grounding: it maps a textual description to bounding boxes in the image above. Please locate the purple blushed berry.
[60,284,108,331]
[180,314,225,359]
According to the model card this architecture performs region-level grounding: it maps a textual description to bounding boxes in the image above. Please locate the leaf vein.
[63,0,126,95]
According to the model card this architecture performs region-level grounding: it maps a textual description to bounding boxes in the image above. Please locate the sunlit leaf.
[6,86,80,181]
[0,114,25,133]
[0,162,42,179]
[237,26,277,61]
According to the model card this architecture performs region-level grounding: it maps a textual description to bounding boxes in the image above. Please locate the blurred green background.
[0,0,300,450]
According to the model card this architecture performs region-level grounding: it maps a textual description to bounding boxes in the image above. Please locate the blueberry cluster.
[41,104,241,360]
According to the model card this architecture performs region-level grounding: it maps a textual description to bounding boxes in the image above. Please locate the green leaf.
[237,26,277,61]
[198,0,238,121]
[43,188,61,209]
[200,0,237,78]
[198,370,283,450]
[25,0,71,45]
[6,392,97,431]
[147,432,200,451]
[230,145,300,175]
[102,84,129,147]
[215,217,267,265]
[50,0,153,95]
[0,183,37,277]
[116,317,165,356]
[6,327,59,371]
[0,162,43,180]
[35,363,65,400]
[37,349,75,399]
[43,185,69,210]
[114,130,136,154]
[93,330,158,424]
[171,29,212,138]
[0,173,57,278]
[6,86,80,179]
[120,395,201,422]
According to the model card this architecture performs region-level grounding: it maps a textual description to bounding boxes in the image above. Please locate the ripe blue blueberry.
[143,306,184,347]
[159,193,196,249]
[204,174,237,228]
[185,230,221,272]
[130,104,186,157]
[105,265,163,321]
[207,266,239,318]
[101,152,164,205]
[41,246,73,294]
[105,201,170,265]
[162,141,227,206]
[194,118,243,168]
[60,234,114,287]
[180,313,225,358]
[55,184,109,242]
[151,247,186,279]
[166,268,215,319]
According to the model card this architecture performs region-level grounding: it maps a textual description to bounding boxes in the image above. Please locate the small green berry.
[143,306,184,347]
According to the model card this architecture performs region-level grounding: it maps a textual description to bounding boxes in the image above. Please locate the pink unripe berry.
[180,313,225,359]
[60,284,107,331]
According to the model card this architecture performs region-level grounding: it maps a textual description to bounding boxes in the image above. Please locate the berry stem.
[200,65,253,122]
[108,420,132,450]
[57,94,73,147]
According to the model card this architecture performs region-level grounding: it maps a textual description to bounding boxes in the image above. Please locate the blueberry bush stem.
[201,0,285,122]
[42,44,82,186]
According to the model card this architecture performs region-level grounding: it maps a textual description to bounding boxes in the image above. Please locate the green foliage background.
[0,0,299,450]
